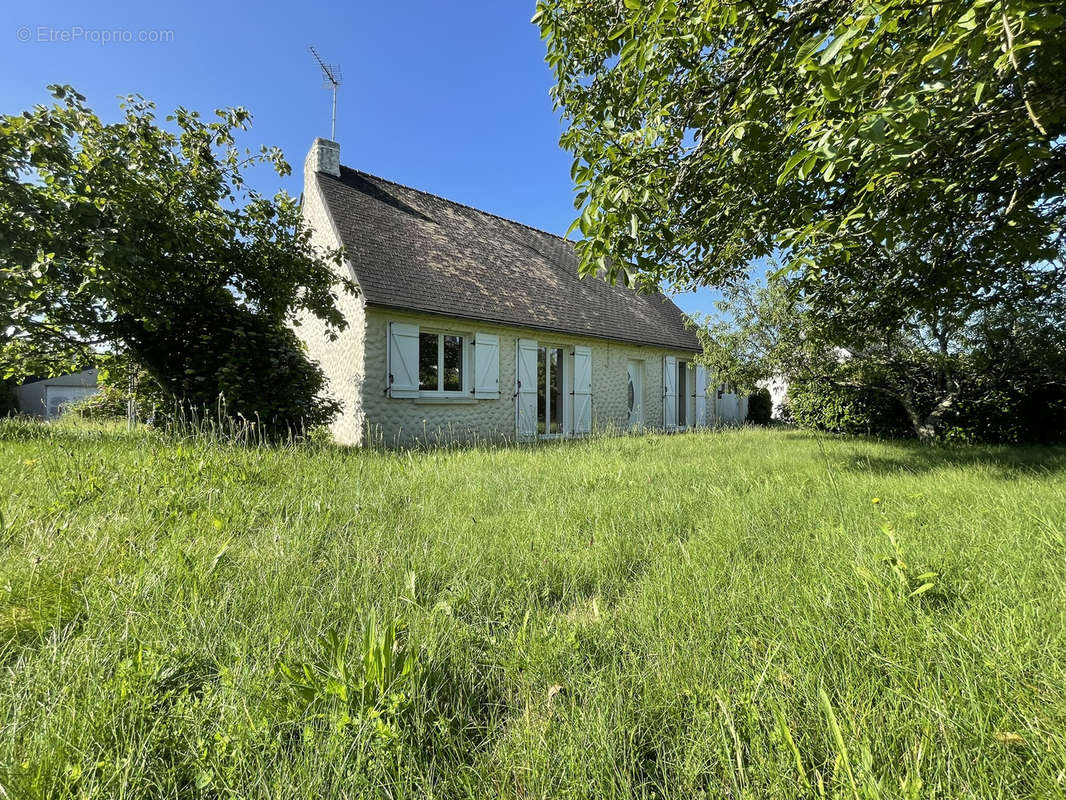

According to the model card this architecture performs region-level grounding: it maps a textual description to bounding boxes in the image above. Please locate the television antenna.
[309,46,341,140]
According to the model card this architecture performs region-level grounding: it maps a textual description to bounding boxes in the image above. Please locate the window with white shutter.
[572,345,592,435]
[388,322,420,398]
[473,334,500,398]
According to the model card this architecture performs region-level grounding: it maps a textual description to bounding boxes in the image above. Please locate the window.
[418,331,465,393]
[537,345,564,435]
[442,335,463,391]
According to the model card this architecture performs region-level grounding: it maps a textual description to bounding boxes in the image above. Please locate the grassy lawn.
[1,421,1064,798]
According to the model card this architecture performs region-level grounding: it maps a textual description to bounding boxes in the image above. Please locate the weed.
[278,613,416,737]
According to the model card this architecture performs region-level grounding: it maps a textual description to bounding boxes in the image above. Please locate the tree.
[1,86,354,433]
[535,0,1064,296]
[700,280,1066,442]
[537,0,1064,441]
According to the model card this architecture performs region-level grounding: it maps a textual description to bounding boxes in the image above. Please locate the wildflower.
[872,497,881,505]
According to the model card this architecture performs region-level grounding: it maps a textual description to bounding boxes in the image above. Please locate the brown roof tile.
[317,166,701,352]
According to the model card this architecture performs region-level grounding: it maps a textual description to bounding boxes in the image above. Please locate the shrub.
[164,302,340,437]
[786,378,912,438]
[746,388,772,425]
[0,379,17,417]
[787,372,1066,444]
[941,381,1066,445]
[67,360,168,422]
[67,313,341,439]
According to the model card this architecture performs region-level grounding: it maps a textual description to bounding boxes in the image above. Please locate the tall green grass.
[1,419,1064,798]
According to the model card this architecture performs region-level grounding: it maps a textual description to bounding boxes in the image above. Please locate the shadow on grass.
[837,437,1066,478]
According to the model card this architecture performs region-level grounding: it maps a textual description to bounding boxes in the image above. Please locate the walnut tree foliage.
[1,87,354,433]
[534,0,1066,336]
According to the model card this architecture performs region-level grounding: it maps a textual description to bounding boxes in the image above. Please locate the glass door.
[676,360,688,428]
[537,346,565,435]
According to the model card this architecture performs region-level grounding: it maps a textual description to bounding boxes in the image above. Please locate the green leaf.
[798,153,819,180]
[795,32,829,66]
[777,151,808,185]
[819,72,841,101]
[819,26,860,66]
[1027,12,1063,31]
[861,116,887,144]
[956,8,978,30]
[921,41,957,64]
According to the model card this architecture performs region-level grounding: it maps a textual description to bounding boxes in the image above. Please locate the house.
[13,369,100,419]
[296,138,737,446]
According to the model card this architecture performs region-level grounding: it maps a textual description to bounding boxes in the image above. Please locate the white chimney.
[305,137,340,178]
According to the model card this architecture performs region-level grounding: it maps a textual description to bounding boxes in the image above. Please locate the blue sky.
[3,0,717,314]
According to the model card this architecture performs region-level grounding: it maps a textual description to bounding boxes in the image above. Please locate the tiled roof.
[317,166,701,352]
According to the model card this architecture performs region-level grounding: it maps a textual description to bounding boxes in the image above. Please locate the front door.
[627,360,643,428]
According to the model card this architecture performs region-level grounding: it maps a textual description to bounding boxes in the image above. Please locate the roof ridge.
[337,164,574,245]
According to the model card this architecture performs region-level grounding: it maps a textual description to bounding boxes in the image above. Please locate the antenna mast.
[309,46,342,140]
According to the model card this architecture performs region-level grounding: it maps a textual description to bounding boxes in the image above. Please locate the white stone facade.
[360,307,696,446]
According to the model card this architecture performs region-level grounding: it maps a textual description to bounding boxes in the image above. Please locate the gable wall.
[359,306,699,447]
[293,165,368,445]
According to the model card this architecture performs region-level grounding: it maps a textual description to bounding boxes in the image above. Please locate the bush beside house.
[745,388,772,426]
[787,373,1066,444]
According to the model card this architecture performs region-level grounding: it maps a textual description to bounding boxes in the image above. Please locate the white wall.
[291,145,367,445]
[759,375,789,419]
[711,382,748,426]
[15,369,99,418]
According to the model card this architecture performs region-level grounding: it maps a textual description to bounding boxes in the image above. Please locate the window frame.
[417,327,471,397]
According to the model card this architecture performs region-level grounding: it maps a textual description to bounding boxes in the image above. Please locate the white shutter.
[474,333,500,398]
[516,338,538,440]
[572,345,592,435]
[663,356,677,429]
[388,322,419,397]
[694,365,708,426]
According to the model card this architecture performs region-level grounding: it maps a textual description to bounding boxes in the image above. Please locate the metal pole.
[331,86,337,140]
[127,364,135,431]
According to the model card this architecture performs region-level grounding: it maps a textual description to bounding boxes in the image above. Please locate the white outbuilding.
[13,369,100,419]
